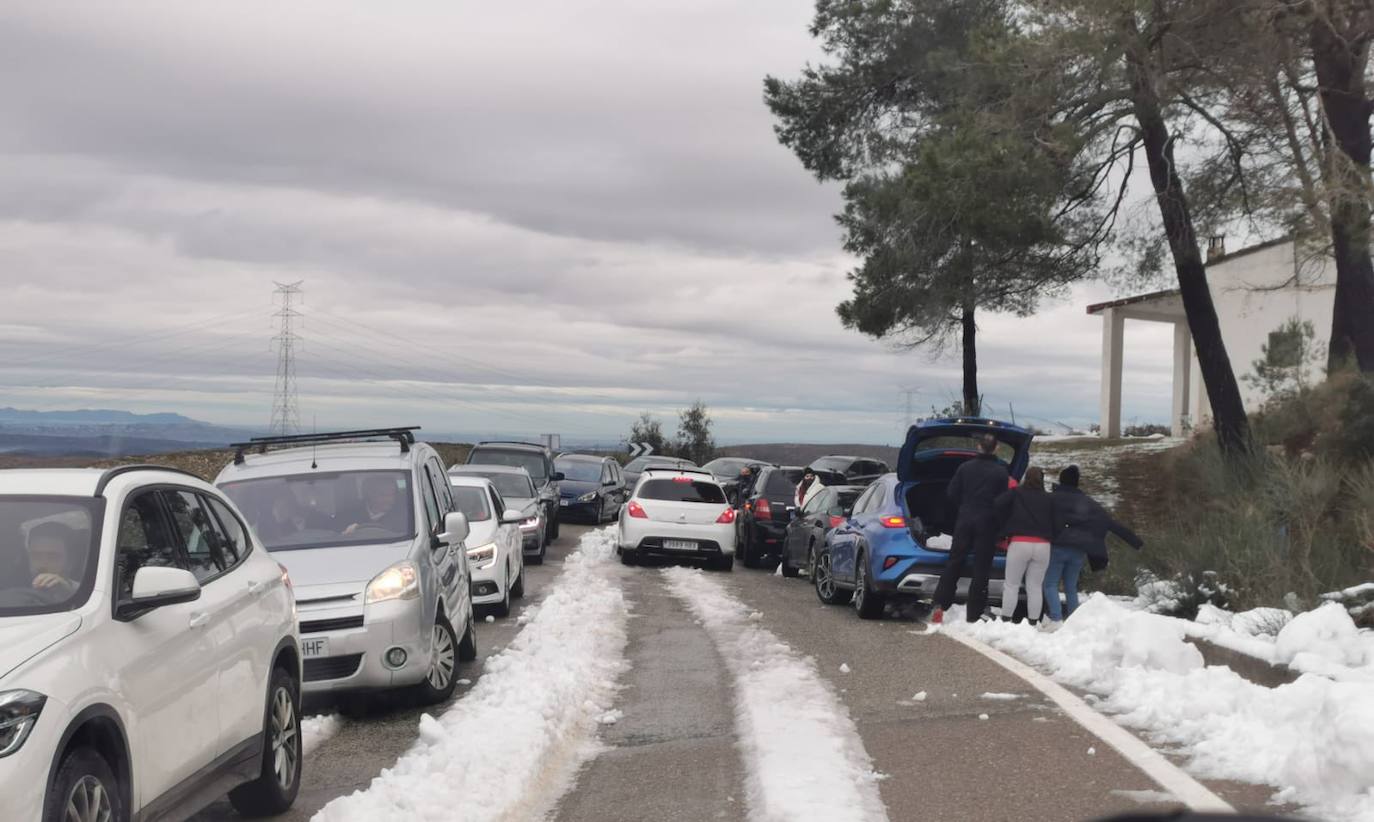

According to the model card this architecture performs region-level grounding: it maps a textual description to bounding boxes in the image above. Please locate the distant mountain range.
[0,408,260,457]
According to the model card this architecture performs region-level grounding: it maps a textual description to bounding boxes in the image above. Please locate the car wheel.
[229,666,303,817]
[511,563,525,598]
[415,614,460,705]
[45,746,125,822]
[780,548,800,578]
[550,509,561,540]
[853,549,886,620]
[740,527,759,569]
[458,602,478,662]
[492,572,512,618]
[711,553,734,572]
[812,548,851,605]
[620,547,638,566]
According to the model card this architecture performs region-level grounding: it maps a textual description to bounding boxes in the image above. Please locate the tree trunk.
[1125,47,1251,454]
[961,302,981,416]
[1310,17,1374,373]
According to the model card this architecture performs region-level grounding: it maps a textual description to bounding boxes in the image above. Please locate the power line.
[269,282,303,435]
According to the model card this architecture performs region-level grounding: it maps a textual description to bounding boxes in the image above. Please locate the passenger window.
[115,491,183,600]
[428,461,453,512]
[164,491,228,583]
[489,488,504,519]
[852,486,877,515]
[420,471,441,533]
[205,497,248,565]
[802,489,829,515]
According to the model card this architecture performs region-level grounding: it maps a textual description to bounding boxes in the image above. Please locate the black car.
[465,441,565,543]
[622,455,697,489]
[701,456,772,504]
[554,453,629,523]
[736,465,807,568]
[807,455,891,487]
[780,484,866,578]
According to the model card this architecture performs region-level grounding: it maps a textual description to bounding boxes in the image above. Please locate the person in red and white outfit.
[991,466,1055,625]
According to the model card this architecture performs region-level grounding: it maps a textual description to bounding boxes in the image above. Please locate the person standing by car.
[1043,464,1144,624]
[735,464,755,506]
[932,433,1008,624]
[795,466,825,509]
[992,466,1054,625]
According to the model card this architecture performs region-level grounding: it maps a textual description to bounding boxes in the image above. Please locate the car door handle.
[189,612,211,629]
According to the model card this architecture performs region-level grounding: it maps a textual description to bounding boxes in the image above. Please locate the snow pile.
[301,714,340,757]
[948,595,1374,821]
[313,528,629,822]
[1273,602,1374,680]
[663,567,889,822]
[1322,582,1374,623]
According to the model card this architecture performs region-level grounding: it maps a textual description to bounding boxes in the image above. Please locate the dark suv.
[736,465,805,568]
[807,455,891,487]
[465,441,564,543]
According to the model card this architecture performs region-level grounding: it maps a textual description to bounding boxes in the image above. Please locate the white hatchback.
[447,475,526,616]
[0,466,301,822]
[617,468,736,571]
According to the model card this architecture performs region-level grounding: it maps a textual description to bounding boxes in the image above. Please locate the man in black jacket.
[933,433,1009,623]
[1044,465,1145,621]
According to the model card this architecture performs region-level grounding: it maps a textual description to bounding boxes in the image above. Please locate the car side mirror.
[439,511,470,546]
[551,472,565,482]
[500,509,525,524]
[116,566,201,620]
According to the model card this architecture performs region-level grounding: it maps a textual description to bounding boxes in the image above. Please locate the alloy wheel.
[270,686,299,791]
[853,555,866,613]
[428,622,456,691]
[814,552,835,599]
[64,775,113,822]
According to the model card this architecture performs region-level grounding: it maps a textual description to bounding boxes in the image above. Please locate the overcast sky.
[0,1,1177,445]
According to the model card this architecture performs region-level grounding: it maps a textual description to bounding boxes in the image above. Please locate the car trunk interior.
[901,453,973,538]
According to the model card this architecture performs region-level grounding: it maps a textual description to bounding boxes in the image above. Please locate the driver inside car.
[343,475,407,535]
[26,520,81,599]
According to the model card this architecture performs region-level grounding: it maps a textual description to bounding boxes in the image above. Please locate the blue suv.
[812,418,1033,619]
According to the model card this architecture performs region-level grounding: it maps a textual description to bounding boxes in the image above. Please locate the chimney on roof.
[1207,235,1226,263]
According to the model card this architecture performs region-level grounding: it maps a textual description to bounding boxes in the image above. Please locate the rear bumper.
[747,519,789,553]
[873,556,1007,599]
[628,536,731,559]
[894,573,1006,600]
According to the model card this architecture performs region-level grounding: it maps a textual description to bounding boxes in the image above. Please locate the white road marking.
[940,629,1234,813]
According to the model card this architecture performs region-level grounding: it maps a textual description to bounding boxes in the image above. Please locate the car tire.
[415,614,460,705]
[457,603,478,662]
[550,509,561,541]
[492,573,512,618]
[620,547,638,566]
[45,746,125,822]
[711,554,734,572]
[740,527,759,569]
[780,549,800,578]
[812,548,851,605]
[853,549,886,620]
[511,564,525,598]
[228,666,303,817]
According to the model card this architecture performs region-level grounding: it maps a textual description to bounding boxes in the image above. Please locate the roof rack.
[231,427,421,465]
[474,440,546,449]
[94,464,205,497]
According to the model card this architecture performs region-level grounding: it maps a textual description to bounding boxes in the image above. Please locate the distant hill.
[717,443,900,467]
[0,407,258,449]
[0,408,200,426]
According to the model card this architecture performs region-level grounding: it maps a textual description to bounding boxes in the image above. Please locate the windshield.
[470,449,548,482]
[637,479,726,503]
[0,497,102,616]
[702,458,752,478]
[450,487,492,522]
[809,457,854,472]
[461,472,534,500]
[219,470,415,551]
[556,459,603,482]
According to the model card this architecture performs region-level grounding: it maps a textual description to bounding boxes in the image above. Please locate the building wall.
[1189,240,1337,428]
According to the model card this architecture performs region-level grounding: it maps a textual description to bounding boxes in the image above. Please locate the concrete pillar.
[1099,307,1124,439]
[1172,322,1192,437]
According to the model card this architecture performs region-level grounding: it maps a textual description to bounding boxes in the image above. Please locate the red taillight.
[755,498,772,521]
[880,516,906,529]
[628,500,648,519]
[716,507,736,524]
[671,476,693,483]
[828,515,845,528]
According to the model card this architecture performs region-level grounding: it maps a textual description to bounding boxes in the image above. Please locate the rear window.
[469,448,549,482]
[638,479,726,503]
[914,436,1016,463]
[763,472,797,496]
[809,457,852,472]
[837,489,864,512]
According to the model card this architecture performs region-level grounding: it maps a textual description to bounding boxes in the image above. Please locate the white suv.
[215,428,477,706]
[617,468,736,571]
[0,465,301,822]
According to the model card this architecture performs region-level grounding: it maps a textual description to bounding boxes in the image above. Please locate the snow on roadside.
[301,714,341,757]
[313,528,629,822]
[663,567,888,822]
[946,594,1374,821]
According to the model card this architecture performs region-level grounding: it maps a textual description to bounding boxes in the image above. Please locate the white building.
[1089,237,1336,437]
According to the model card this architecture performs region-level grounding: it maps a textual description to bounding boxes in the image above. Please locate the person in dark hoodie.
[932,433,1009,623]
[992,466,1055,624]
[1043,464,1144,624]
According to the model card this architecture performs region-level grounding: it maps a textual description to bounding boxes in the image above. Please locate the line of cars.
[0,428,571,822]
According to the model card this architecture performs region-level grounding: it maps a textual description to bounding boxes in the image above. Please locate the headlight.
[365,561,420,604]
[577,492,597,503]
[518,515,541,531]
[0,690,46,758]
[466,542,497,568]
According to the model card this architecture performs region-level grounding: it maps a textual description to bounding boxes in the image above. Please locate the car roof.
[472,441,548,453]
[0,466,212,497]
[641,467,718,482]
[217,441,425,482]
[555,453,605,463]
[450,463,530,474]
[447,475,494,489]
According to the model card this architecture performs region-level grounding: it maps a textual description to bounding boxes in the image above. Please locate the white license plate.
[662,539,698,551]
[300,637,330,658]
[559,499,570,507]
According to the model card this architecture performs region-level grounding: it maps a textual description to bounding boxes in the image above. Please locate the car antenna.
[311,415,318,470]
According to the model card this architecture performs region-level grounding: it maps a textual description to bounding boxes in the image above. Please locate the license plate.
[300,637,330,658]
[560,499,570,507]
[662,539,697,551]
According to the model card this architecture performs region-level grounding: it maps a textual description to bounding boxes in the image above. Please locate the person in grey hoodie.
[1043,465,1144,622]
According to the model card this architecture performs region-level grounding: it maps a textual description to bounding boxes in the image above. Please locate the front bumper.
[0,692,70,822]
[297,597,431,694]
[558,498,600,519]
[470,558,507,605]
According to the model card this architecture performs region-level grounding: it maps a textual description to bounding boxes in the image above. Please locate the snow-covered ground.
[946,595,1374,821]
[301,714,341,757]
[312,528,629,822]
[663,567,889,822]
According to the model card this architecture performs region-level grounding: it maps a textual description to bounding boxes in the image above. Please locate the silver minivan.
[216,427,477,704]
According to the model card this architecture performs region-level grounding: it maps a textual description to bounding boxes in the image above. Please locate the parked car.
[217,427,477,704]
[622,455,696,489]
[617,468,736,571]
[735,465,808,569]
[0,465,301,822]
[811,418,1032,619]
[465,441,564,544]
[780,484,866,578]
[554,454,628,524]
[807,455,891,487]
[701,456,772,504]
[447,475,526,617]
[448,465,545,563]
